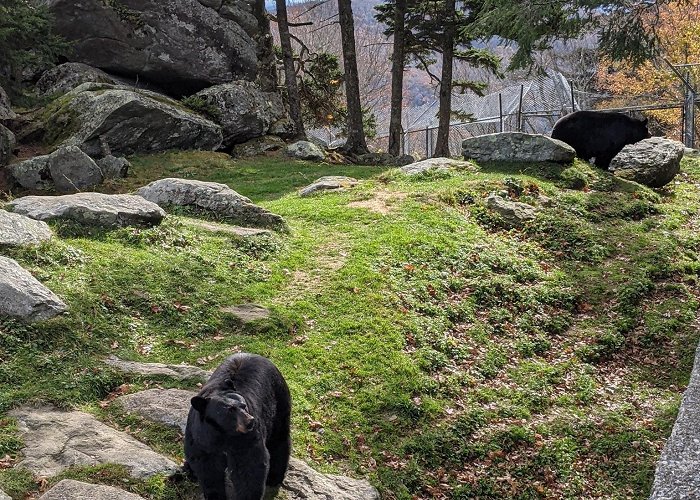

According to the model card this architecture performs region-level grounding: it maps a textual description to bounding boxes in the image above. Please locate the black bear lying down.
[551,110,650,169]
[185,353,291,500]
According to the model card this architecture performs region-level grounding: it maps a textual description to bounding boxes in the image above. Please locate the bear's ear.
[191,396,208,413]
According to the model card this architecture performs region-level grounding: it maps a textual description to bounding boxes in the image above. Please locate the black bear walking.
[551,110,650,169]
[185,353,291,500]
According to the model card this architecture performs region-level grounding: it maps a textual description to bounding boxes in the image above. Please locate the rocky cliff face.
[44,0,276,96]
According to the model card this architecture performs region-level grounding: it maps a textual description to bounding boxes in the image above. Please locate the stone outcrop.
[463,132,576,164]
[0,124,15,166]
[0,256,67,322]
[287,141,325,162]
[105,356,211,382]
[42,83,223,156]
[0,210,53,246]
[400,157,476,176]
[609,137,684,188]
[10,146,103,192]
[194,82,288,147]
[9,406,178,478]
[44,0,271,95]
[220,303,271,323]
[137,178,286,230]
[39,480,145,500]
[8,193,166,228]
[299,176,359,197]
[231,135,286,157]
[36,63,117,96]
[116,389,196,433]
[0,84,16,120]
[486,194,537,227]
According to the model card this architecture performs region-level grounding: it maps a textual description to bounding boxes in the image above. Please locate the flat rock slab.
[0,256,67,322]
[650,343,700,499]
[283,458,379,500]
[0,488,9,500]
[115,389,196,433]
[0,210,53,246]
[221,303,271,323]
[7,193,166,228]
[105,356,211,382]
[39,480,145,500]
[186,220,273,238]
[486,194,537,227]
[400,157,476,176]
[137,178,286,230]
[462,132,576,164]
[9,406,178,478]
[299,176,358,197]
[610,137,684,188]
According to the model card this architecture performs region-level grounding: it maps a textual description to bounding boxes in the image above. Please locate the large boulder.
[194,82,289,147]
[0,210,53,246]
[609,137,684,188]
[463,132,576,164]
[136,178,286,230]
[8,193,166,228]
[287,141,325,161]
[0,256,67,322]
[0,124,15,166]
[36,62,117,96]
[10,146,103,192]
[41,83,223,156]
[0,84,16,120]
[401,157,476,176]
[8,406,178,478]
[44,0,271,96]
[40,480,145,500]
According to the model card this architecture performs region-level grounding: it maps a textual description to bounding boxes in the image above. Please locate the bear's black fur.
[184,353,291,500]
[551,110,650,169]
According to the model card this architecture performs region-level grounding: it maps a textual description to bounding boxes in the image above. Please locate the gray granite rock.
[463,132,576,164]
[0,488,9,500]
[186,220,272,237]
[0,84,16,120]
[39,480,145,500]
[220,303,271,323]
[97,155,130,180]
[486,194,537,227]
[299,176,358,197]
[36,63,117,96]
[104,356,212,382]
[0,124,15,166]
[685,147,700,158]
[609,137,684,188]
[8,193,166,228]
[283,458,379,500]
[0,210,53,246]
[231,135,285,157]
[400,157,476,176]
[136,178,286,230]
[287,141,325,161]
[9,406,178,478]
[9,146,103,192]
[116,388,196,433]
[0,256,67,322]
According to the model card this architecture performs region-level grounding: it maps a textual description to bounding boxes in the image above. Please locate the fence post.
[499,93,503,132]
[517,84,524,132]
[570,86,576,113]
[683,70,696,148]
[425,127,429,159]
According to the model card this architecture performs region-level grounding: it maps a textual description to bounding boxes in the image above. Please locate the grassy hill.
[1,151,699,499]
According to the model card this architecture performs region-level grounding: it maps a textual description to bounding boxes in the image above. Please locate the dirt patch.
[348,190,408,214]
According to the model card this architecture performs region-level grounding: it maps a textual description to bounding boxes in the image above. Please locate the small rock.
[39,480,145,500]
[186,220,273,238]
[286,141,325,161]
[116,389,196,433]
[0,256,67,322]
[400,157,476,176]
[685,147,700,158]
[97,155,130,180]
[137,178,286,230]
[36,62,117,96]
[231,135,285,157]
[283,458,379,500]
[463,132,576,164]
[0,124,15,166]
[308,135,329,150]
[537,194,553,207]
[221,303,271,323]
[9,146,103,192]
[9,406,178,478]
[8,193,166,228]
[299,176,358,197]
[610,137,685,188]
[486,194,537,227]
[104,356,212,382]
[0,210,53,246]
[0,487,10,500]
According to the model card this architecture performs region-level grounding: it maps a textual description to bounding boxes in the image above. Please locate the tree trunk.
[388,0,406,157]
[275,0,306,140]
[434,0,455,157]
[337,0,369,155]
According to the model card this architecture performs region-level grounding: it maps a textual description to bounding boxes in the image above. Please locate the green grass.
[1,151,700,499]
